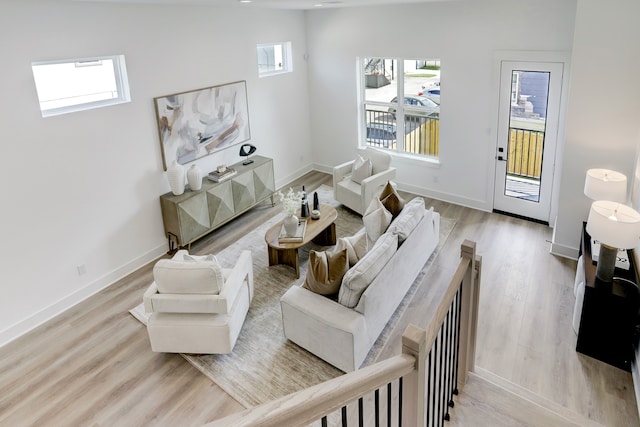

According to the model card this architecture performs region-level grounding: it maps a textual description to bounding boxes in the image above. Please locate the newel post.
[457,240,479,388]
[401,324,427,427]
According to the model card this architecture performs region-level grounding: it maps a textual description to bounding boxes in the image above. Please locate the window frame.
[31,54,131,117]
[257,42,293,78]
[359,57,440,161]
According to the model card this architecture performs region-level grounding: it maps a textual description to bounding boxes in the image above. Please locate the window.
[257,42,292,77]
[360,58,440,159]
[31,54,130,117]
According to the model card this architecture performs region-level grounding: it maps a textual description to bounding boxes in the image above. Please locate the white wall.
[0,0,312,346]
[551,0,640,258]
[306,0,576,210]
[5,0,637,347]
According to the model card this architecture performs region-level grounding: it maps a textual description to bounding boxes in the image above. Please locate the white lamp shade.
[586,200,640,249]
[584,168,627,202]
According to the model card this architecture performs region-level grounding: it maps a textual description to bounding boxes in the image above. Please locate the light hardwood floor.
[0,171,637,426]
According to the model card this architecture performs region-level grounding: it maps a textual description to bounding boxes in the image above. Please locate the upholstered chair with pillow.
[143,249,253,354]
[333,147,396,215]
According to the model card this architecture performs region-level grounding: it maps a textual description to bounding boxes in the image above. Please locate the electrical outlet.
[77,264,86,276]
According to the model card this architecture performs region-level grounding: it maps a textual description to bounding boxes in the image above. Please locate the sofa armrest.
[333,160,356,202]
[333,160,355,184]
[219,250,254,308]
[143,282,159,312]
[280,285,368,372]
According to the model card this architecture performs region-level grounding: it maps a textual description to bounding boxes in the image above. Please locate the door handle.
[497,156,506,161]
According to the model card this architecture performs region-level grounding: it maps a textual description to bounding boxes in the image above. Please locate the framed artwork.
[154,80,251,170]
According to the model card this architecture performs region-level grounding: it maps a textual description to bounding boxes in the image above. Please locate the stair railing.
[205,240,481,427]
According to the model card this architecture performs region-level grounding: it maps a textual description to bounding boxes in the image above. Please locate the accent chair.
[143,249,253,354]
[333,147,396,215]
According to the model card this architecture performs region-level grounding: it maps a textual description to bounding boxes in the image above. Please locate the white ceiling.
[71,0,442,11]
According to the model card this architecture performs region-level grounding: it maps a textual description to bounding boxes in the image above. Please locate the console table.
[576,222,639,371]
[160,155,275,251]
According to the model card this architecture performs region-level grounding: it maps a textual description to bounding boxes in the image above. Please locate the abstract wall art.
[155,80,251,170]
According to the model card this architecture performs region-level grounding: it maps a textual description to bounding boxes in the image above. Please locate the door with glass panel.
[493,61,564,223]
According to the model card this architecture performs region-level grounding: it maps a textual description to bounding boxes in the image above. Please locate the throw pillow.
[351,155,372,184]
[338,232,399,308]
[336,228,368,267]
[379,181,405,218]
[388,198,428,243]
[302,249,349,296]
[362,197,392,249]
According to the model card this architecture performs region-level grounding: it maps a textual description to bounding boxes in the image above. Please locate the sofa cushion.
[364,147,392,175]
[336,228,368,267]
[303,249,349,296]
[153,257,224,295]
[363,197,392,248]
[388,198,428,243]
[351,155,372,184]
[338,232,398,308]
[379,181,405,218]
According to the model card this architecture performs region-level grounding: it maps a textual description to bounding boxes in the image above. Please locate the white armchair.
[333,147,396,215]
[143,249,253,354]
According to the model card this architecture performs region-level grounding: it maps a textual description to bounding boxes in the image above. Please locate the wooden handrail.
[205,354,415,427]
[205,240,481,427]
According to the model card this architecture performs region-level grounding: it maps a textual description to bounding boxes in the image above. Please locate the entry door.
[493,61,564,223]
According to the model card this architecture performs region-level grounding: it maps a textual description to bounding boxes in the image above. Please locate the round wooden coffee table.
[265,204,338,278]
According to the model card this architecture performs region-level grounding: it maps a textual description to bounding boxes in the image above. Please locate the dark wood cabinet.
[577,222,639,371]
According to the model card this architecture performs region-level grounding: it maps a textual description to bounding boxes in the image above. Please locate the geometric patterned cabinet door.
[160,155,275,250]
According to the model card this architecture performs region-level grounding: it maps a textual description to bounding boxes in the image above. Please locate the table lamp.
[586,201,640,282]
[584,168,627,203]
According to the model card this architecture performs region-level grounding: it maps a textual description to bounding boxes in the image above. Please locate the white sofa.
[280,198,440,372]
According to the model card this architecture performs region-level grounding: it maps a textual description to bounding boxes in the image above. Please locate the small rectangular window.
[31,54,131,117]
[257,42,292,77]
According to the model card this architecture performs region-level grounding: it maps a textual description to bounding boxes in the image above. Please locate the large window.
[257,42,292,77]
[360,58,440,159]
[31,54,130,117]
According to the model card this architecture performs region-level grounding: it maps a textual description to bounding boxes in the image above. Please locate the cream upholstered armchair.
[143,249,253,354]
[333,147,396,215]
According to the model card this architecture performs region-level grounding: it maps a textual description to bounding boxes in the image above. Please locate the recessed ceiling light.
[239,0,252,3]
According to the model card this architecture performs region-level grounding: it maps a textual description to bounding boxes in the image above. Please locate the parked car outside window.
[388,95,439,118]
[366,123,396,148]
[418,87,440,103]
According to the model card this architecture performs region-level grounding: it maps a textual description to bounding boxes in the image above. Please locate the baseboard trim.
[472,367,605,427]
[550,241,579,260]
[0,243,167,348]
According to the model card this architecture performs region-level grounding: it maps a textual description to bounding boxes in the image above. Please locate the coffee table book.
[278,219,307,243]
[207,167,237,182]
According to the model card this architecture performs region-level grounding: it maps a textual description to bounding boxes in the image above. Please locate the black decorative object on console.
[300,185,310,218]
[313,192,319,211]
[239,143,257,165]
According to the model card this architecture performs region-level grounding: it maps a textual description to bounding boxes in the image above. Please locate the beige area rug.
[130,185,455,408]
